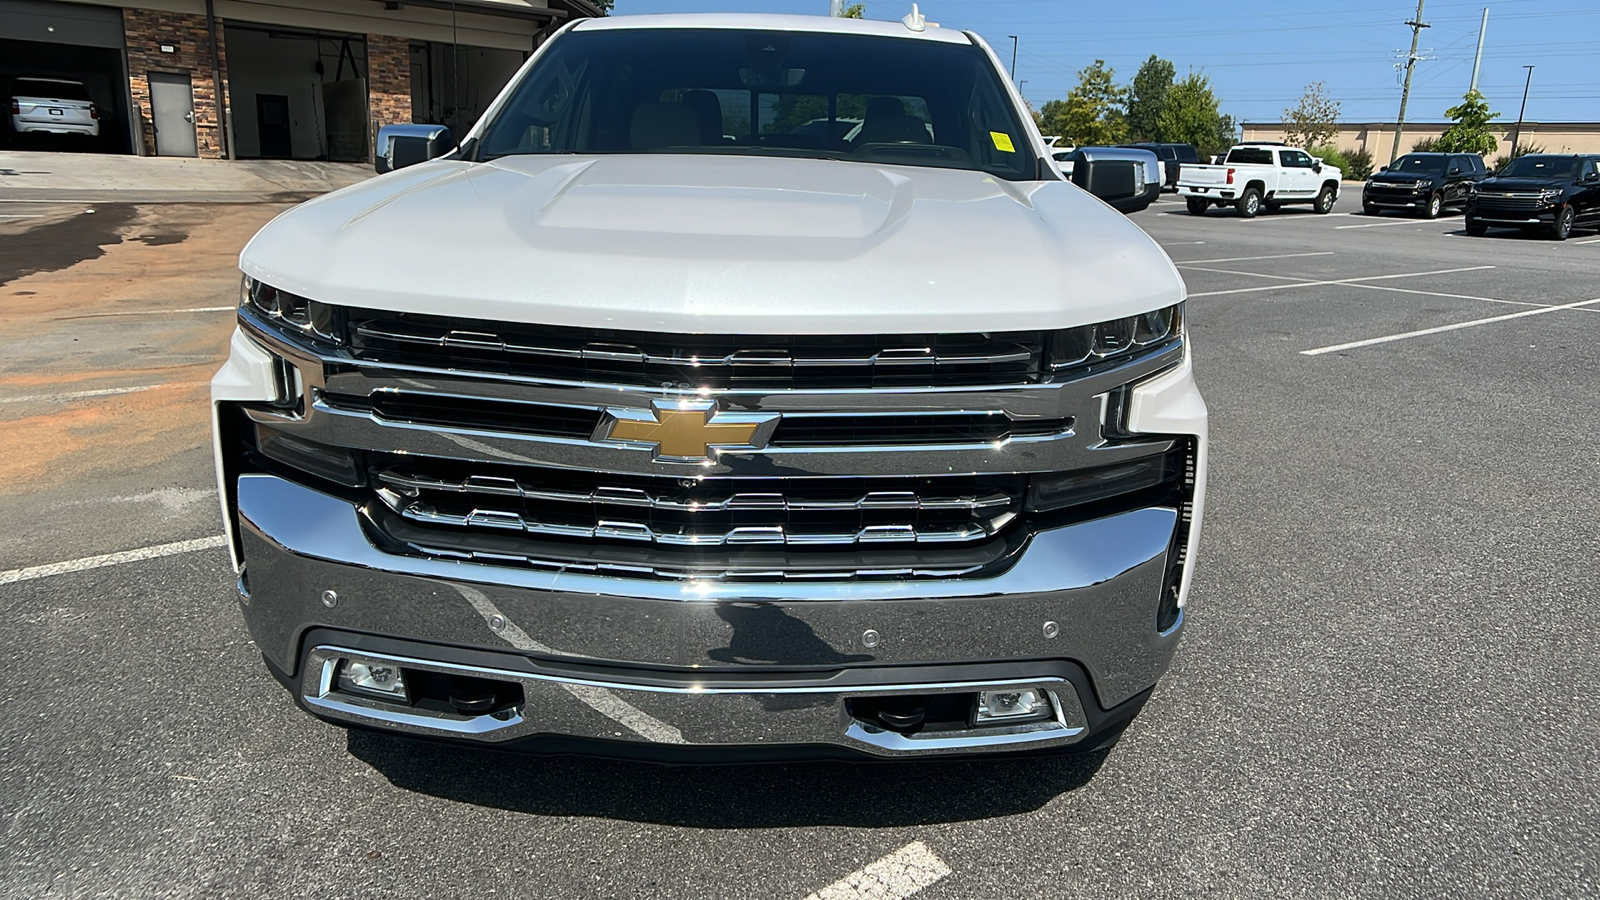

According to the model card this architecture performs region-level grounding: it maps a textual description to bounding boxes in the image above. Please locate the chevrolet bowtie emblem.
[595,400,780,462]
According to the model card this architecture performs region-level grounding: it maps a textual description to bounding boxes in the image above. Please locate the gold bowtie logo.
[596,401,779,461]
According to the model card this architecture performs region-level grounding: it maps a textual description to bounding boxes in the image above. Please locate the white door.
[149,72,197,157]
[1282,150,1317,197]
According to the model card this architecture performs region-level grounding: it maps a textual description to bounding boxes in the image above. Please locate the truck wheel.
[1363,203,1380,216]
[1422,192,1443,219]
[1263,199,1281,213]
[1313,185,1337,214]
[1465,219,1487,236]
[1235,188,1261,218]
[1549,205,1574,241]
[1185,198,1209,216]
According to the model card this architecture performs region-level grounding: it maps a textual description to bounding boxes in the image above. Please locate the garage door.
[0,0,132,153]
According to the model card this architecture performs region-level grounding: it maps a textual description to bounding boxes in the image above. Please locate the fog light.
[337,660,408,701]
[975,688,1051,723]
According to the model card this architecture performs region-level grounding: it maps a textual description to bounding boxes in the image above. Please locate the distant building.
[1,0,601,160]
[1241,121,1600,157]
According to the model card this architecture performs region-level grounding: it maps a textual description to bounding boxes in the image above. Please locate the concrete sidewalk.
[0,151,373,201]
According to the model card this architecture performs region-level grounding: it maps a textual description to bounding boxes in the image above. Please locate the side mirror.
[1312,162,1323,173]
[1449,167,1462,175]
[376,123,454,174]
[1379,165,1388,172]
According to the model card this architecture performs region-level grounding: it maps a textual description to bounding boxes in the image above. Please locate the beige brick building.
[1242,121,1600,161]
[1,0,601,160]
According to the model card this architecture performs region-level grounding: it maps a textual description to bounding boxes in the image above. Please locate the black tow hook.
[876,705,926,733]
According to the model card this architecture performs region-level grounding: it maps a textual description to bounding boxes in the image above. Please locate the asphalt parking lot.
[2,183,1598,899]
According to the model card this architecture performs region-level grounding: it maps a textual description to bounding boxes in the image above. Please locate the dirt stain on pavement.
[0,204,137,287]
[1,203,288,492]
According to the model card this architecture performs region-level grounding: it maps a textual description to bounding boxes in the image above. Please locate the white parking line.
[60,306,234,318]
[1188,265,1495,298]
[1334,219,1437,229]
[1302,296,1600,356]
[0,214,44,219]
[1174,251,1335,265]
[0,198,108,204]
[799,842,952,900]
[0,383,206,404]
[0,536,227,586]
[1575,237,1600,245]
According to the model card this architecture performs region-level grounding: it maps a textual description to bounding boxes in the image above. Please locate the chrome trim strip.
[301,644,1089,755]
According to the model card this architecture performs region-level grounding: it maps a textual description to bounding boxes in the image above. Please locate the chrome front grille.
[348,311,1046,389]
[373,458,1023,549]
[1475,193,1547,211]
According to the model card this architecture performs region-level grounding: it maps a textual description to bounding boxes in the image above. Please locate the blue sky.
[610,0,1600,124]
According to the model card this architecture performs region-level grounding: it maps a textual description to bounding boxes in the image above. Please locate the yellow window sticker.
[990,131,1016,153]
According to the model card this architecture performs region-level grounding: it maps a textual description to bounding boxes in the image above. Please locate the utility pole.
[1008,35,1019,85]
[1390,0,1429,165]
[1511,65,1534,158]
[1468,8,1488,92]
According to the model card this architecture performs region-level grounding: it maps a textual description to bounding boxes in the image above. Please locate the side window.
[1586,159,1600,180]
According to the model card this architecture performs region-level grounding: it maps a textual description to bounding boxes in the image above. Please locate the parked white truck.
[1178,143,1342,217]
[211,12,1208,761]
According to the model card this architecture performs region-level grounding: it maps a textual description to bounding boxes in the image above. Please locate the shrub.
[1491,141,1545,172]
[1411,137,1442,152]
[1307,144,1372,180]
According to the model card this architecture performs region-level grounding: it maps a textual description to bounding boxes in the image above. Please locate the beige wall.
[1242,122,1600,159]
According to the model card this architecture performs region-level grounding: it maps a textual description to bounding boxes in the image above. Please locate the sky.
[609,0,1600,125]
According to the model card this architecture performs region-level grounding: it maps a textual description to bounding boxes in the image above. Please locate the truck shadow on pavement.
[346,730,1108,827]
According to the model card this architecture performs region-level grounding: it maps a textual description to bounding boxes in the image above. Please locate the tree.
[843,3,865,17]
[1282,82,1340,148]
[1434,90,1500,155]
[1050,60,1127,146]
[1157,72,1233,157]
[1127,55,1176,142]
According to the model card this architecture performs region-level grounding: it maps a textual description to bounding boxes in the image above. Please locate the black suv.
[1363,152,1487,218]
[1466,154,1600,241]
[1118,142,1200,191]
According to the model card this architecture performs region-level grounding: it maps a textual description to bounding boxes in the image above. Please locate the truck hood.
[239,154,1184,334]
[1478,177,1569,191]
[1368,172,1440,185]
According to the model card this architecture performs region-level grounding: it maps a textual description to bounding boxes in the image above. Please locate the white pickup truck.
[1178,143,1341,217]
[212,11,1208,762]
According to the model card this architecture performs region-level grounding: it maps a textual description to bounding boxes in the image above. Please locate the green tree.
[1127,55,1175,142]
[1434,90,1500,155]
[1051,60,1127,146]
[1157,73,1233,157]
[1282,81,1340,148]
[1037,98,1068,137]
[843,3,865,16]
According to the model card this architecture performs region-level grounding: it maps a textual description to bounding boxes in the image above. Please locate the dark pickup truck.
[1466,153,1600,241]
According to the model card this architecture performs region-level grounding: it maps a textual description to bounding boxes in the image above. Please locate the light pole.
[1511,65,1534,159]
[1008,35,1018,85]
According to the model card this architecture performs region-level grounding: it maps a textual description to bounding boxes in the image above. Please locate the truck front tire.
[1314,186,1337,214]
[1422,192,1443,219]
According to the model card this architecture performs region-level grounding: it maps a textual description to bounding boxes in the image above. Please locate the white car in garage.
[8,77,100,139]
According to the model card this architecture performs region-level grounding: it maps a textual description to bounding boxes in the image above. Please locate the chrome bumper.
[236,473,1184,756]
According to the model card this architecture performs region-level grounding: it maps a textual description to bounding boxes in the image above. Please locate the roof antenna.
[902,4,926,31]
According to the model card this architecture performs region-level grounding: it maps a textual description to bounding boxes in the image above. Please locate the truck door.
[1281,150,1315,197]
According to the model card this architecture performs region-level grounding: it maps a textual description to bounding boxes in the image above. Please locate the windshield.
[476,27,1036,180]
[12,79,90,101]
[1497,155,1579,179]
[1390,154,1446,174]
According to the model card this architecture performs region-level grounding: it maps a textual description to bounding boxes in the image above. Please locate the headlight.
[1539,188,1564,201]
[240,275,345,346]
[1413,180,1432,190]
[1046,304,1182,371]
